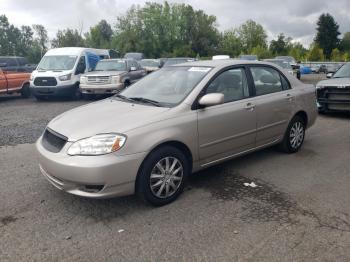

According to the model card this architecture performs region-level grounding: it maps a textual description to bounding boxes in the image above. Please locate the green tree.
[307,44,325,61]
[32,24,48,53]
[237,20,267,53]
[330,48,342,61]
[288,42,307,61]
[314,13,340,59]
[339,32,350,52]
[114,2,220,57]
[51,28,85,48]
[218,29,242,57]
[269,33,292,55]
[250,45,272,59]
[85,20,113,49]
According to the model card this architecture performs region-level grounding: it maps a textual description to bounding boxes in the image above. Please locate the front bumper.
[80,83,124,94]
[36,136,147,198]
[31,84,77,97]
[317,87,350,112]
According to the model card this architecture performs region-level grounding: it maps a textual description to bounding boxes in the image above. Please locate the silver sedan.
[36,60,317,206]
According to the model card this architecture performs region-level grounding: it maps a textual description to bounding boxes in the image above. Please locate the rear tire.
[279,116,306,153]
[136,146,189,206]
[21,83,31,98]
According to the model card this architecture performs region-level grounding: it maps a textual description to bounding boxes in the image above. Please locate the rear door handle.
[285,93,293,101]
[245,102,255,111]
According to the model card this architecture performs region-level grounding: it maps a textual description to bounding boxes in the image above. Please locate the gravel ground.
[1,74,349,261]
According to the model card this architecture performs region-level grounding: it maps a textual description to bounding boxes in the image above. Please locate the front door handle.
[245,102,255,111]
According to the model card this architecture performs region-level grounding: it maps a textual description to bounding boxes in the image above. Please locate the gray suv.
[80,59,146,97]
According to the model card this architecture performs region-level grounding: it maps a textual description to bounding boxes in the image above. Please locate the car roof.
[172,59,277,68]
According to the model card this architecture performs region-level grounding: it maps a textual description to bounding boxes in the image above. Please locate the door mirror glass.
[130,66,137,71]
[198,93,224,107]
[326,72,333,78]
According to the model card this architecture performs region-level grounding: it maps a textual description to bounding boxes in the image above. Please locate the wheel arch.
[294,110,308,127]
[134,140,193,193]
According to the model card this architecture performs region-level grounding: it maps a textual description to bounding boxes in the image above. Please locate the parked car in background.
[316,62,350,113]
[163,57,195,67]
[0,56,36,73]
[80,59,146,97]
[124,52,145,61]
[212,55,230,60]
[140,59,162,74]
[0,68,31,98]
[326,64,340,74]
[275,56,300,79]
[30,47,109,100]
[36,60,317,206]
[238,55,258,61]
[263,59,295,77]
[316,64,327,74]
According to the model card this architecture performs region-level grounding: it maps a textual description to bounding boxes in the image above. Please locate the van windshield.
[37,55,77,70]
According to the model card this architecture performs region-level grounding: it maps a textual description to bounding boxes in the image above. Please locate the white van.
[30,47,111,100]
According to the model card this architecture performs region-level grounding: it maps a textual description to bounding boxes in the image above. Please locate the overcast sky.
[2,0,350,47]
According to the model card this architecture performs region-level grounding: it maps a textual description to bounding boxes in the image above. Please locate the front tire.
[280,116,306,153]
[21,83,31,98]
[137,146,189,206]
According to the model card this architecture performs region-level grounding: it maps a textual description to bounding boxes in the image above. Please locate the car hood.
[317,77,350,86]
[31,69,72,78]
[47,98,170,141]
[83,71,127,76]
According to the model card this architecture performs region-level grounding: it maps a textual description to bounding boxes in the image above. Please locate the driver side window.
[206,68,249,103]
[75,56,86,75]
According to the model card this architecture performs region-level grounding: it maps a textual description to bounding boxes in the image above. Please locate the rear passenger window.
[281,75,290,90]
[250,67,283,96]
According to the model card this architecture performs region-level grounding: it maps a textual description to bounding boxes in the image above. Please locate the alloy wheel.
[290,121,304,149]
[149,157,183,199]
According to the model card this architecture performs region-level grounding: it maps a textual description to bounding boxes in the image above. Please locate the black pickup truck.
[0,56,36,73]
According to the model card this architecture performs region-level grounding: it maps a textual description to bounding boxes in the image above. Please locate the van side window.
[250,66,283,96]
[206,68,249,103]
[76,56,86,74]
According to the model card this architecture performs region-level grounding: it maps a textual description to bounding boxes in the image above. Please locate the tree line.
[1,2,349,63]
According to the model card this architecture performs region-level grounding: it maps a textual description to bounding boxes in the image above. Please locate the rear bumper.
[80,83,124,94]
[30,84,77,97]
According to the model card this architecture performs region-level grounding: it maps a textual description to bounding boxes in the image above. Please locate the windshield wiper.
[128,97,162,107]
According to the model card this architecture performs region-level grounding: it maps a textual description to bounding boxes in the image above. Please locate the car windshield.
[140,60,160,67]
[333,63,350,78]
[37,55,77,70]
[118,66,211,107]
[95,60,126,71]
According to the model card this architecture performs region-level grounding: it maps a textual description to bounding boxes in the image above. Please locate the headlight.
[80,76,87,84]
[111,76,121,84]
[67,134,127,156]
[59,73,72,81]
[30,74,34,81]
[316,85,324,90]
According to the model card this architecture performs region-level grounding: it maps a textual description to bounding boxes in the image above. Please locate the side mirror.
[130,66,137,71]
[198,93,224,107]
[0,63,7,67]
[326,73,333,79]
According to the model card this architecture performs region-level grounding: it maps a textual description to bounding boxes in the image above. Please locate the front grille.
[42,128,67,153]
[34,77,57,86]
[317,86,350,111]
[87,76,111,84]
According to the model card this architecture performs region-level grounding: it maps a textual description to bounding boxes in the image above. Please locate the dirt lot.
[0,74,349,261]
